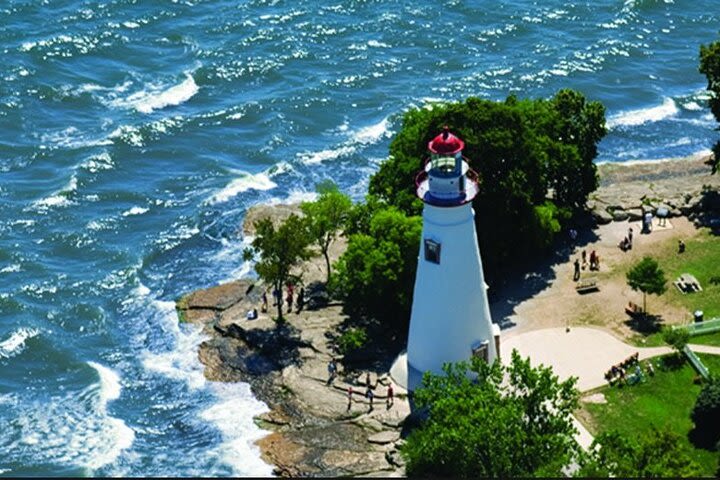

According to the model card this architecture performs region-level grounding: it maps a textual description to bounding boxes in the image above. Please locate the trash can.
[694,310,704,323]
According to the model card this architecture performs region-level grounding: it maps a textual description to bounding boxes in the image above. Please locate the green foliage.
[332,206,422,330]
[699,37,720,174]
[691,377,720,446]
[243,214,312,322]
[336,327,368,355]
[579,429,703,477]
[368,90,605,275]
[401,351,580,478]
[300,182,353,283]
[663,327,690,355]
[626,256,668,314]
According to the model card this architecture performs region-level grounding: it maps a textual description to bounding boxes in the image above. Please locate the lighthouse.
[390,127,500,391]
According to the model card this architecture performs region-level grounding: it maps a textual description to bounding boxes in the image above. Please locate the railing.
[673,317,720,336]
[683,345,710,379]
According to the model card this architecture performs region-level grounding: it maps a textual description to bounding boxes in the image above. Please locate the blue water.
[0,0,718,475]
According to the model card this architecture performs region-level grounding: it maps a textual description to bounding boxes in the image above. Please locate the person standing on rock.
[347,386,353,411]
[261,290,268,313]
[296,287,304,314]
[286,288,294,313]
[327,358,337,384]
[628,227,633,249]
[366,386,374,411]
[386,383,394,409]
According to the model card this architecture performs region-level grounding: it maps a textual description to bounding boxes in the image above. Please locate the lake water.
[0,0,718,475]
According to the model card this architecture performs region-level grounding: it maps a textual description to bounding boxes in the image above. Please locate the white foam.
[32,174,79,210]
[206,171,277,205]
[297,145,357,165]
[128,74,199,114]
[122,206,149,217]
[0,328,39,359]
[81,152,114,173]
[607,97,678,128]
[0,264,21,273]
[87,361,122,404]
[353,117,391,144]
[200,383,273,477]
[682,101,703,111]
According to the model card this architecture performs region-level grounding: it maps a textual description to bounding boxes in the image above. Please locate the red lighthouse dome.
[428,126,465,155]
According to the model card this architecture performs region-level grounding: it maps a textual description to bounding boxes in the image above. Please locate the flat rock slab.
[182,280,250,310]
[368,431,400,445]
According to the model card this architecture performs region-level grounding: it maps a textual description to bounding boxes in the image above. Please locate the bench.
[576,279,599,293]
[625,301,643,317]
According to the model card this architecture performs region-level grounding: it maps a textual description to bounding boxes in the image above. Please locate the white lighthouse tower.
[391,127,499,391]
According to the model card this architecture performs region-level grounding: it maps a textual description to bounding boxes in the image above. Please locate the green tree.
[662,327,690,356]
[243,214,312,322]
[401,351,580,478]
[579,429,703,477]
[300,181,353,283]
[368,91,605,277]
[700,37,720,174]
[691,377,720,446]
[332,207,421,330]
[626,256,668,315]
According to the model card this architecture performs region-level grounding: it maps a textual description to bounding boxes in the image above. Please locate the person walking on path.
[628,227,633,249]
[347,386,353,411]
[386,383,394,409]
[573,258,581,281]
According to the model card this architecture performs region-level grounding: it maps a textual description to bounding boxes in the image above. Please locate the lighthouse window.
[424,239,441,264]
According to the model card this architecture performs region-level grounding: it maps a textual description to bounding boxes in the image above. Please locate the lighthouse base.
[389,352,424,392]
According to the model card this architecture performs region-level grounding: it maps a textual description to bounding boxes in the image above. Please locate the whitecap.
[206,171,277,205]
[682,101,703,111]
[81,152,114,173]
[122,206,149,217]
[353,117,391,144]
[606,97,679,128]
[297,145,357,165]
[0,328,39,359]
[129,74,199,114]
[32,174,79,210]
[0,264,21,273]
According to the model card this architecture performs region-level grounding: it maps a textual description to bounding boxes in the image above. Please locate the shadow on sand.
[489,221,600,330]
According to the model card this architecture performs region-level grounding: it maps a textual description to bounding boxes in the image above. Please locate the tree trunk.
[324,251,331,284]
[642,292,647,317]
[276,281,284,323]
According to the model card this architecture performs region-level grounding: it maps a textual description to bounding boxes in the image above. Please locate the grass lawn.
[577,354,720,475]
[655,228,720,320]
[690,330,720,347]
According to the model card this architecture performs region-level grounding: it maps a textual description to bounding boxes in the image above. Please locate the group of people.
[339,368,394,412]
[604,352,653,386]
[618,227,634,252]
[573,249,601,280]
[260,283,305,314]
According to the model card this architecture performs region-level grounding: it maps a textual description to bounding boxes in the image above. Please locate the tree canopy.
[579,429,703,477]
[691,376,720,448]
[243,214,312,322]
[300,181,353,283]
[626,256,667,314]
[331,206,421,329]
[700,36,720,174]
[400,351,580,478]
[368,90,606,275]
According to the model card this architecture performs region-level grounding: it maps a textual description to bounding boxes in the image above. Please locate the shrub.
[691,377,720,445]
[336,327,368,355]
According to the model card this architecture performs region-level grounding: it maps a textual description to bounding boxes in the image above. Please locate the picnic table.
[576,278,599,293]
[674,273,702,294]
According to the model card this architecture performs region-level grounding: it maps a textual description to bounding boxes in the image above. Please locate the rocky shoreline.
[177,153,719,477]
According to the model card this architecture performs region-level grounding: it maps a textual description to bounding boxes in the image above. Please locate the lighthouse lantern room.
[390,127,499,391]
